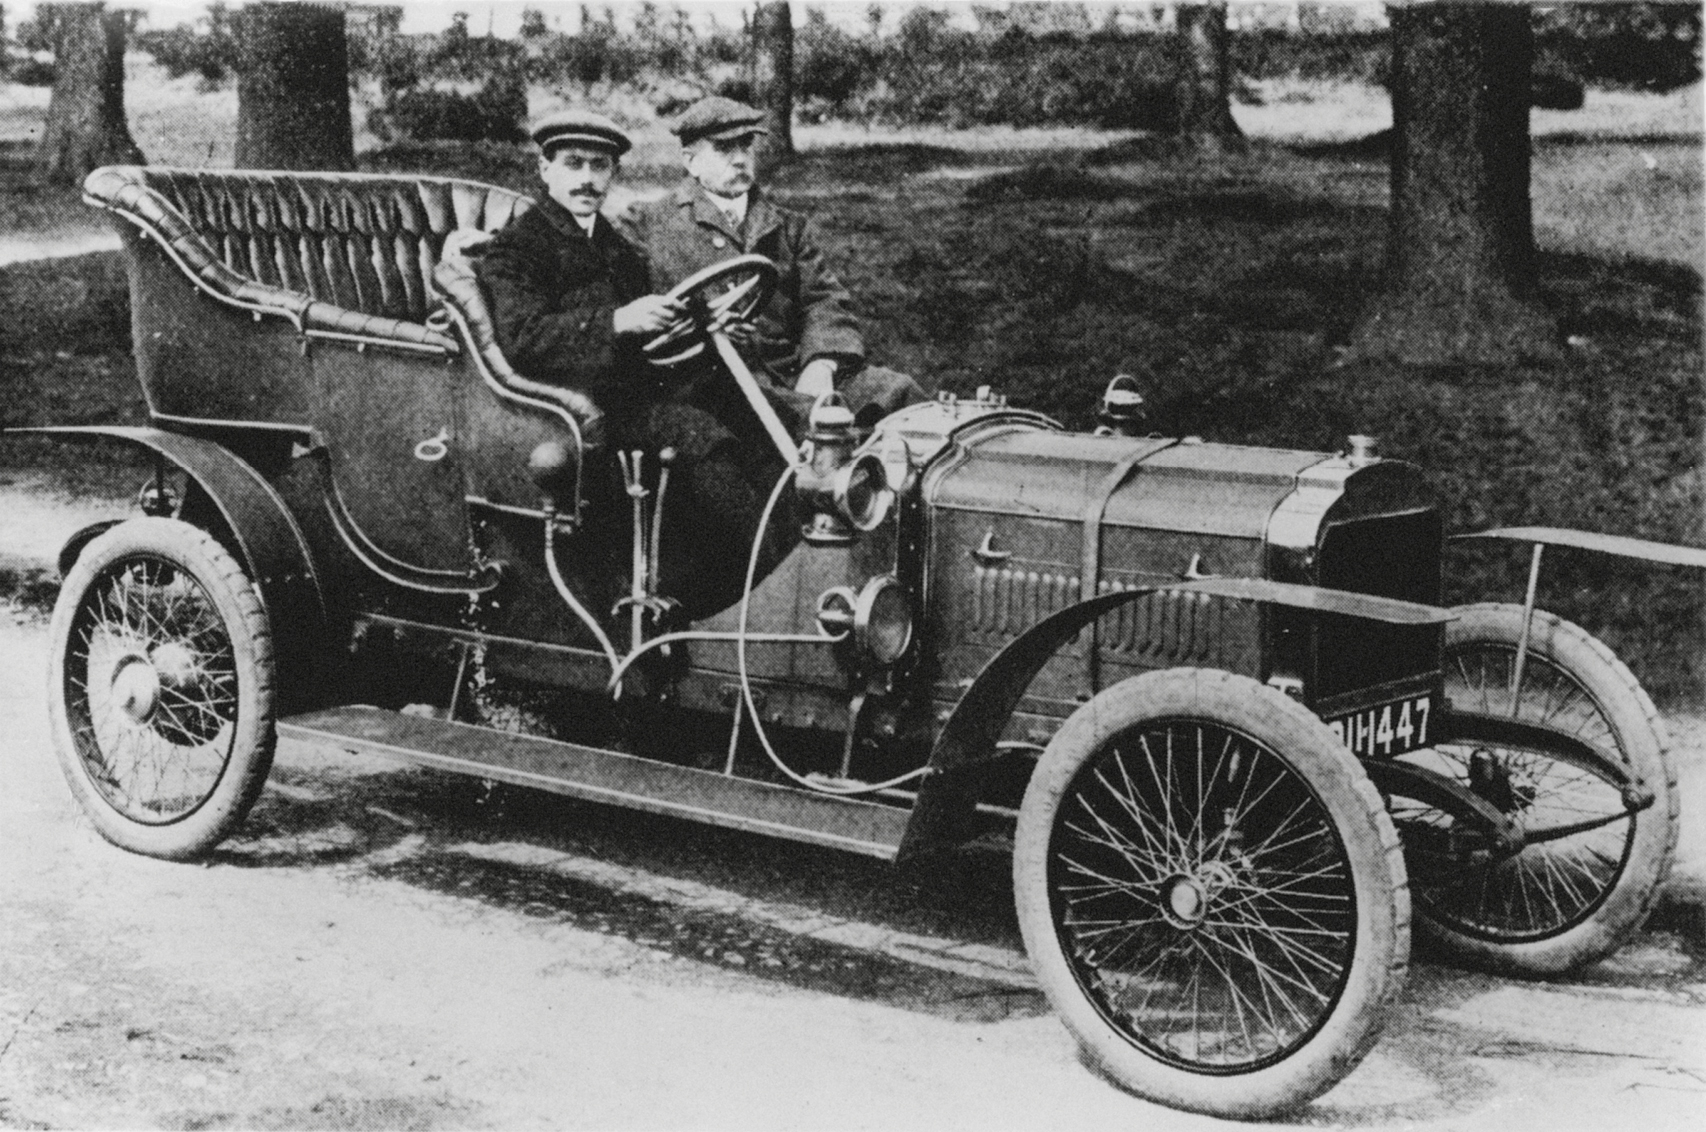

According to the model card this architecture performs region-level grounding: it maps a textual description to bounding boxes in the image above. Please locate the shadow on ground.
[219,759,1042,1025]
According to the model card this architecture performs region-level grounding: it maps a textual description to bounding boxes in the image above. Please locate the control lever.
[619,450,648,653]
[614,449,681,658]
[649,448,674,599]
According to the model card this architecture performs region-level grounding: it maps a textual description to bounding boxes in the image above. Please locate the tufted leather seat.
[84,165,533,351]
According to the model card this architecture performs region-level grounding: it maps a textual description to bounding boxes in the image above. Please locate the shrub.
[528,18,645,89]
[866,26,1178,130]
[7,56,53,86]
[796,9,875,114]
[1536,3,1702,93]
[1233,28,1388,84]
[134,1,242,86]
[126,4,1703,142]
[369,72,528,145]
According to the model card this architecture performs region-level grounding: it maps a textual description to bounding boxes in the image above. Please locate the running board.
[277,705,908,860]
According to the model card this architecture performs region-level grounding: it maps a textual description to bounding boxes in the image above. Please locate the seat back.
[86,166,532,323]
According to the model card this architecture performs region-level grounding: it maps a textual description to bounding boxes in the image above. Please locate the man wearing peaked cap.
[530,108,634,158]
[482,108,677,422]
[620,95,924,435]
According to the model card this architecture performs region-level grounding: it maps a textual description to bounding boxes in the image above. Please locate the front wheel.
[1391,603,1678,975]
[1014,669,1410,1119]
[47,517,276,860]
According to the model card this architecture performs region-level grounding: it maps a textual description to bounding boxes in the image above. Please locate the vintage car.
[12,165,1687,1118]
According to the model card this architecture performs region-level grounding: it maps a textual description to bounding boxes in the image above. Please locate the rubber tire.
[1408,602,1679,975]
[48,517,276,860]
[1014,668,1410,1119]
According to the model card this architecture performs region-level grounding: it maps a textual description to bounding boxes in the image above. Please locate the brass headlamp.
[815,575,914,666]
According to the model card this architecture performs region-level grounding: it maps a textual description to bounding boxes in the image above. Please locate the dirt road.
[2,603,1704,1130]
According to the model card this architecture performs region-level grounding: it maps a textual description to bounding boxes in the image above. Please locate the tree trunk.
[34,2,144,186]
[234,2,354,171]
[1173,3,1242,139]
[1349,3,1557,365]
[751,1,794,168]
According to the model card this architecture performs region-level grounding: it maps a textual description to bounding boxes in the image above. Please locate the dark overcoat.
[480,193,654,424]
[619,178,865,380]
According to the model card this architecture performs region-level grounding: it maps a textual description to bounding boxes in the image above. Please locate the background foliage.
[0,2,1674,140]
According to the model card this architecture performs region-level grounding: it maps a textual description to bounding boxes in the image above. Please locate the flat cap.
[671,96,768,146]
[531,109,631,157]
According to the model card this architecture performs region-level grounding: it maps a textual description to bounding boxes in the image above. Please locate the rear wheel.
[48,517,276,859]
[1014,669,1409,1119]
[1391,603,1677,975]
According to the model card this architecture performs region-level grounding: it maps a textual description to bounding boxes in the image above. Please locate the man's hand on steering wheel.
[643,255,778,367]
[614,294,686,337]
[712,315,758,348]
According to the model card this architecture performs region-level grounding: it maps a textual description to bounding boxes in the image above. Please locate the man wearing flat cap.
[620,95,923,432]
[482,109,788,616]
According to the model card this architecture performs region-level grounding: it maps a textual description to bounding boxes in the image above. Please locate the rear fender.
[897,578,1455,860]
[17,425,329,708]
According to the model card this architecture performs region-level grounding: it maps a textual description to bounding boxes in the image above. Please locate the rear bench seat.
[83,164,602,443]
[83,165,529,350]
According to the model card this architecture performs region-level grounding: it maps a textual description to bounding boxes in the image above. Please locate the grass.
[0,249,150,495]
[0,70,1700,702]
[1534,136,1704,271]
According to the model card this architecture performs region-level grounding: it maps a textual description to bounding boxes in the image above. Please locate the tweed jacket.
[620,178,865,378]
[481,193,652,422]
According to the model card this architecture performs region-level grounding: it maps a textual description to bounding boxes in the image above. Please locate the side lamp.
[796,395,894,545]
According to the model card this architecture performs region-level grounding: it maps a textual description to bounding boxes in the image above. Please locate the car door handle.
[414,428,451,463]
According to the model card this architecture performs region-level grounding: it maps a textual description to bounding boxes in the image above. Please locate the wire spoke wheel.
[1396,647,1626,939]
[1391,603,1677,974]
[1016,669,1407,1119]
[1053,721,1354,1071]
[66,556,239,821]
[49,518,276,860]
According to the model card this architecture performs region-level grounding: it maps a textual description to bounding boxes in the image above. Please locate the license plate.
[1326,694,1433,758]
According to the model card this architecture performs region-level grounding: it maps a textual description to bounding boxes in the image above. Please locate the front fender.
[897,577,1455,860]
[14,425,329,707]
[57,519,125,579]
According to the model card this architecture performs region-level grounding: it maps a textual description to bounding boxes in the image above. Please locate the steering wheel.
[643,254,779,367]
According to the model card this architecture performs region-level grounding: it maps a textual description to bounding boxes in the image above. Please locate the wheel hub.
[1161,863,1236,929]
[1469,748,1537,812]
[110,654,161,723]
[1164,876,1205,925]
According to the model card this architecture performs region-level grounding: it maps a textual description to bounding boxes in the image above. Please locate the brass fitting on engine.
[796,396,893,544]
